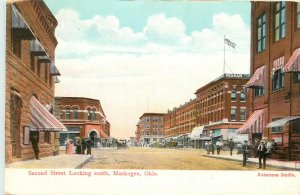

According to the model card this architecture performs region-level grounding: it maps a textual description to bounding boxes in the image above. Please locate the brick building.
[239,1,300,160]
[164,99,197,145]
[193,74,250,147]
[54,97,110,147]
[5,1,64,163]
[137,113,165,146]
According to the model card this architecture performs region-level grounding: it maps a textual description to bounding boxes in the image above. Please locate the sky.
[44,0,251,139]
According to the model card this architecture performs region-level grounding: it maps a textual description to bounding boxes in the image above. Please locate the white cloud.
[54,9,250,138]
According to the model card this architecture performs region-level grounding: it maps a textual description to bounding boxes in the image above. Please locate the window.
[65,108,70,119]
[294,73,300,84]
[231,90,237,101]
[45,64,48,83]
[257,14,266,52]
[240,91,246,101]
[12,37,21,58]
[146,117,150,123]
[87,109,91,120]
[59,111,63,119]
[231,108,236,121]
[255,87,265,97]
[44,132,50,143]
[91,109,96,120]
[297,3,300,28]
[273,69,284,91]
[274,2,286,41]
[271,118,283,133]
[73,109,78,119]
[240,108,246,121]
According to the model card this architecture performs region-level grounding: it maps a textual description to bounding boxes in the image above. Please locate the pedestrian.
[257,140,267,169]
[228,139,234,156]
[207,141,211,155]
[253,139,260,158]
[66,139,74,155]
[242,140,250,167]
[31,133,40,160]
[211,142,215,155]
[86,138,93,155]
[271,139,277,152]
[75,138,82,154]
[216,140,222,155]
[81,138,87,155]
[97,141,101,148]
[205,141,208,151]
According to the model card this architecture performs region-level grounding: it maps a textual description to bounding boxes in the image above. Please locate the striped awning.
[284,48,300,72]
[272,56,284,75]
[245,65,265,88]
[30,96,67,131]
[236,109,265,134]
[99,129,109,139]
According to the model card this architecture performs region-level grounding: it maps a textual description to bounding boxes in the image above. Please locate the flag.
[224,38,236,49]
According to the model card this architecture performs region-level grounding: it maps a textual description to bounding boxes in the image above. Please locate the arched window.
[65,108,70,119]
[73,108,78,119]
[87,108,91,120]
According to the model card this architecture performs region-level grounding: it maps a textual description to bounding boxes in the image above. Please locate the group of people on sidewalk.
[206,139,223,155]
[241,139,277,169]
[65,137,94,155]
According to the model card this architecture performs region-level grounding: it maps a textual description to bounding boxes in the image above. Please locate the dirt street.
[82,147,283,170]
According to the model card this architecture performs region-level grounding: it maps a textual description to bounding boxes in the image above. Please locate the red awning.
[245,65,265,88]
[30,96,67,131]
[99,129,109,138]
[272,56,284,75]
[284,48,300,72]
[236,109,265,134]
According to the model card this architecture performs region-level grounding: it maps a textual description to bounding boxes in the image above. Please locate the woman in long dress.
[67,139,74,154]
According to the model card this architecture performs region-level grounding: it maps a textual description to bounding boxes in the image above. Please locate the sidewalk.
[6,154,93,169]
[204,153,300,171]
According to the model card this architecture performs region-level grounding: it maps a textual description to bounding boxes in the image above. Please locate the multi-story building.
[240,1,300,160]
[137,113,165,146]
[5,1,64,163]
[54,97,110,147]
[193,74,250,146]
[164,99,197,140]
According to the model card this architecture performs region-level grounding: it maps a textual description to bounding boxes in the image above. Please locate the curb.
[74,155,93,169]
[203,155,299,171]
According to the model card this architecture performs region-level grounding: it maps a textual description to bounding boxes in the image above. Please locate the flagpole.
[223,35,225,74]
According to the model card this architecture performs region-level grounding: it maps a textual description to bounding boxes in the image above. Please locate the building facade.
[193,74,250,145]
[164,99,197,139]
[240,1,300,160]
[5,1,63,163]
[137,113,165,146]
[54,97,110,147]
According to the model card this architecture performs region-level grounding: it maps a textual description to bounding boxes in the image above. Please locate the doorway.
[10,91,22,158]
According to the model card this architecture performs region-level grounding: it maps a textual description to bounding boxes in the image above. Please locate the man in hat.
[257,140,267,169]
[86,138,93,155]
[242,140,249,166]
[228,139,234,156]
[31,133,40,160]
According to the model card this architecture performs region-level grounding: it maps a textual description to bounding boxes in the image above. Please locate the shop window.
[271,118,283,133]
[44,132,50,143]
[294,73,300,84]
[257,13,266,52]
[274,2,286,41]
[272,69,284,91]
[231,108,236,121]
[240,91,246,101]
[231,90,237,101]
[240,108,246,121]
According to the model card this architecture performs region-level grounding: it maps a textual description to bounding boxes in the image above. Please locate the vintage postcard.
[2,0,300,194]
